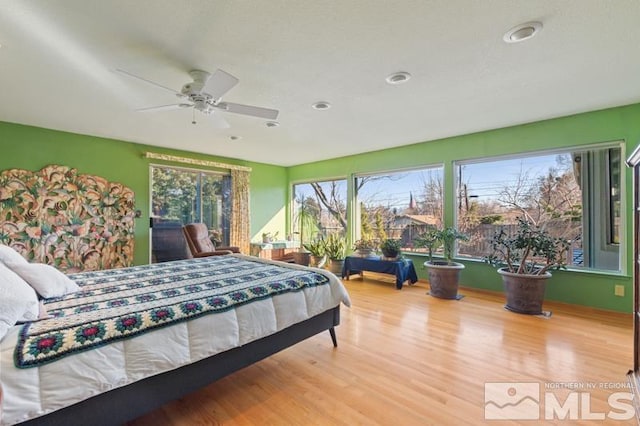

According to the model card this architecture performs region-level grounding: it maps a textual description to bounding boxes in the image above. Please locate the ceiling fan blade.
[114,68,183,97]
[205,69,239,99]
[136,103,190,112]
[205,111,230,129]
[218,102,279,120]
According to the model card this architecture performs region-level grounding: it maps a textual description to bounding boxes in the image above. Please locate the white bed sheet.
[0,257,350,425]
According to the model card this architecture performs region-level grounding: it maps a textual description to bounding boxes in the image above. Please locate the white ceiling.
[1,1,639,167]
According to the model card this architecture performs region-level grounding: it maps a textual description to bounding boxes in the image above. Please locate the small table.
[341,256,418,289]
[250,241,298,262]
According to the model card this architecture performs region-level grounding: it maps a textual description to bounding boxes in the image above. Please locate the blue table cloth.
[341,256,418,289]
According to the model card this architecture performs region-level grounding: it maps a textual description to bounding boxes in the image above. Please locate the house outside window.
[354,166,444,250]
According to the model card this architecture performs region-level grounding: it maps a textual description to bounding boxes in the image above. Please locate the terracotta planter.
[328,259,344,275]
[424,261,464,299]
[498,267,551,315]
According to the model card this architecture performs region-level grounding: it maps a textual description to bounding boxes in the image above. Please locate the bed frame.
[20,306,340,425]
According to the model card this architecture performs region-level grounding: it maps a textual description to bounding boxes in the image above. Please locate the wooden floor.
[129,275,635,425]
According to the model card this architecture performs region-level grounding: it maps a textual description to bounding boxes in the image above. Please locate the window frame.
[149,163,231,262]
[353,163,445,251]
[452,141,625,273]
[607,147,622,245]
[290,177,349,242]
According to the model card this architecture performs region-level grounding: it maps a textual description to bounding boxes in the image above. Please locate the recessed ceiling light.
[266,121,280,128]
[503,21,542,43]
[386,71,411,85]
[312,101,331,110]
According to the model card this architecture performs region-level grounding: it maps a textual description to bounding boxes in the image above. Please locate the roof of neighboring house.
[394,214,439,226]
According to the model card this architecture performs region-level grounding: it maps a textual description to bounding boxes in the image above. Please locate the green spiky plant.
[324,233,346,260]
[303,237,326,257]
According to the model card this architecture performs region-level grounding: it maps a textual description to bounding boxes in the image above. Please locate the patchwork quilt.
[15,255,331,368]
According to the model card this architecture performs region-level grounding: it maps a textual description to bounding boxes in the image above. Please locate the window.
[355,166,444,250]
[292,179,347,243]
[455,144,622,271]
[608,148,621,245]
[150,165,231,262]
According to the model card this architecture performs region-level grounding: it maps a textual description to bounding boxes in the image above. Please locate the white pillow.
[9,262,80,299]
[0,244,28,268]
[0,262,40,340]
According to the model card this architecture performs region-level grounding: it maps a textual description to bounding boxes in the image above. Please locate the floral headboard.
[0,165,135,272]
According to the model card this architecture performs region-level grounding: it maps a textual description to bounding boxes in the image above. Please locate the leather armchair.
[182,223,240,257]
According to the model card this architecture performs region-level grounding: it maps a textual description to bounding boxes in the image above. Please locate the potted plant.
[380,238,401,260]
[414,229,440,261]
[293,195,319,266]
[414,227,468,300]
[353,238,377,257]
[325,233,346,274]
[485,218,571,315]
[303,237,327,268]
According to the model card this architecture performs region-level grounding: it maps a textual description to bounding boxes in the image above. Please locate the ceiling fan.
[115,68,279,127]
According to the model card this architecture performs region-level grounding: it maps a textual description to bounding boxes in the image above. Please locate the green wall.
[0,121,288,265]
[287,103,640,312]
[3,103,640,312]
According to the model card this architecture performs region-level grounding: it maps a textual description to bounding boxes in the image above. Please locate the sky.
[293,153,571,211]
[293,169,436,210]
[462,153,571,200]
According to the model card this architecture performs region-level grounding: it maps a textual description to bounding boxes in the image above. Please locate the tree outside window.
[355,167,444,250]
[292,180,347,244]
[455,145,621,271]
[151,166,231,262]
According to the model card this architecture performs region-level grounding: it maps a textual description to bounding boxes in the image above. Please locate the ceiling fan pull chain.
[192,108,196,125]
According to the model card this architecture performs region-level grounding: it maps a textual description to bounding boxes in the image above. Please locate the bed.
[0,254,351,425]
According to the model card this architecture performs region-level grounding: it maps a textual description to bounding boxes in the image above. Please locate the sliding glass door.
[150,165,231,262]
